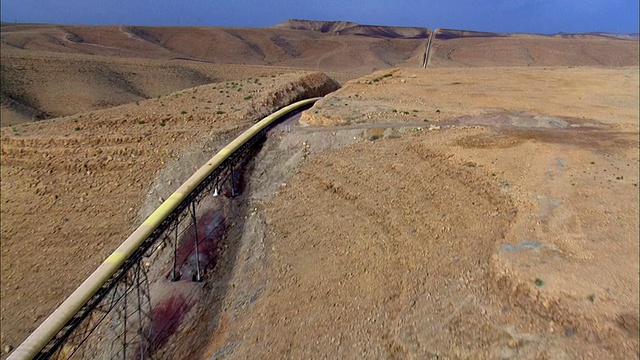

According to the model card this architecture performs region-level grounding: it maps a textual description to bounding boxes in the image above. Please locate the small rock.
[507,339,520,348]
[4,345,13,354]
[565,327,575,337]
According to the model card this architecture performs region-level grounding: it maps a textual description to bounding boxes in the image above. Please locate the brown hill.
[2,23,638,127]
[272,19,359,33]
[429,28,639,67]
[1,23,429,126]
[273,19,429,38]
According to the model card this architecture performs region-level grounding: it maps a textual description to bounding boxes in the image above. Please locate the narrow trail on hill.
[316,42,349,69]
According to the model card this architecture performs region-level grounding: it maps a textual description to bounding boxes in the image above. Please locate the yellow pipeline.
[9,97,321,360]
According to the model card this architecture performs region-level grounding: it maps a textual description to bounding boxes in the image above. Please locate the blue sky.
[1,0,638,34]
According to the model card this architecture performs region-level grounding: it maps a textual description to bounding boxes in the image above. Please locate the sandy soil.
[196,67,638,359]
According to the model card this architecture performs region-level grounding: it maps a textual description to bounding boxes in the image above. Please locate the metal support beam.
[229,164,237,198]
[191,202,202,282]
[171,218,180,282]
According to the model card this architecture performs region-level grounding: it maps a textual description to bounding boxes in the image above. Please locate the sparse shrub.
[436,109,441,113]
[74,126,80,131]
[137,120,145,125]
[159,121,166,127]
[392,109,398,113]
[180,110,187,115]
[216,110,225,115]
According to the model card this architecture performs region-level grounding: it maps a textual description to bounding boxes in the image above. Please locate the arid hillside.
[3,23,638,127]
[0,22,430,126]
[0,71,340,352]
[273,19,429,38]
[429,28,639,67]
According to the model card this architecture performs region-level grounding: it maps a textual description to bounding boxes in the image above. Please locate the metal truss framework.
[38,130,268,360]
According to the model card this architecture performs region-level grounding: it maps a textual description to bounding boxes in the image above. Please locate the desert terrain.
[0,20,429,126]
[1,20,638,359]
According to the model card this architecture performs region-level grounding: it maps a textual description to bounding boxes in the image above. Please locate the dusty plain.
[1,20,639,359]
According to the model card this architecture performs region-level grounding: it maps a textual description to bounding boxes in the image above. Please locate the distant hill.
[429,28,639,67]
[590,32,639,41]
[273,19,429,39]
[2,21,638,126]
[0,22,428,125]
[272,19,359,33]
